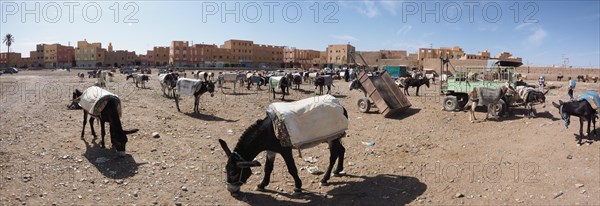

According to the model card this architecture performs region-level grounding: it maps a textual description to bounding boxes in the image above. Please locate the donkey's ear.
[218,139,232,157]
[558,100,564,104]
[552,102,560,108]
[124,129,139,134]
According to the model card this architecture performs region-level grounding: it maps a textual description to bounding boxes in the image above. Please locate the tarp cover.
[478,87,502,105]
[266,95,348,149]
[516,86,535,101]
[577,90,600,110]
[78,86,121,118]
[177,78,203,96]
[268,76,283,88]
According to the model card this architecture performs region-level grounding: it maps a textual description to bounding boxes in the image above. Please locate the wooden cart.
[355,70,412,117]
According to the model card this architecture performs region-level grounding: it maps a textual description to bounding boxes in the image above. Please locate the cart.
[354,70,412,117]
[440,60,521,117]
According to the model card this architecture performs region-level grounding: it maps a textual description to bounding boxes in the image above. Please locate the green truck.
[441,60,521,117]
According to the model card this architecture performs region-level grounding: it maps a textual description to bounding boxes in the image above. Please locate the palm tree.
[3,33,15,66]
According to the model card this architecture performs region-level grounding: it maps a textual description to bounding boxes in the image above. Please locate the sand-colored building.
[169,41,192,67]
[418,46,465,60]
[146,46,169,66]
[462,50,491,60]
[75,40,105,67]
[326,44,356,65]
[253,44,284,67]
[0,52,22,67]
[284,47,321,65]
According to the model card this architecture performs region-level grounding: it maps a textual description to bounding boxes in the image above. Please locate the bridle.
[559,104,570,128]
[228,152,248,185]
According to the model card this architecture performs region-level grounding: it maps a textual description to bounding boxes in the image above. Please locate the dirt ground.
[1,69,599,205]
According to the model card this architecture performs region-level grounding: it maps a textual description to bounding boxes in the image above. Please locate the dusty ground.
[1,69,599,205]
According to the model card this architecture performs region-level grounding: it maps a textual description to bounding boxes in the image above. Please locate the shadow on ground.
[81,135,145,179]
[232,174,426,206]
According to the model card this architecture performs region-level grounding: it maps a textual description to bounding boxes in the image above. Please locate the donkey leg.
[257,151,276,190]
[281,149,302,192]
[416,86,420,96]
[194,95,199,113]
[89,117,97,138]
[100,120,106,148]
[81,111,88,138]
[333,139,346,176]
[578,119,584,145]
[321,141,340,185]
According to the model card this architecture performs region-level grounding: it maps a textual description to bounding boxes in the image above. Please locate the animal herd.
[67,68,598,196]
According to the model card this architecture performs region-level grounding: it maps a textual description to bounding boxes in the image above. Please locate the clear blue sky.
[1,0,599,67]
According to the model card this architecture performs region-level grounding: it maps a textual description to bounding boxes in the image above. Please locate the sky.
[0,0,599,67]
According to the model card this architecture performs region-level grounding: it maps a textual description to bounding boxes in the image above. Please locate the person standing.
[538,76,546,93]
[568,79,576,100]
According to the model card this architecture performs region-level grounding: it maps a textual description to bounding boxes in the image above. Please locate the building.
[252,44,284,68]
[31,45,44,67]
[57,45,75,68]
[0,52,22,67]
[220,39,254,66]
[418,46,465,60]
[19,57,33,68]
[326,44,356,65]
[148,46,169,66]
[75,40,105,67]
[169,41,192,67]
[37,43,75,68]
[284,47,321,67]
[462,50,491,60]
[495,52,522,63]
[104,42,138,66]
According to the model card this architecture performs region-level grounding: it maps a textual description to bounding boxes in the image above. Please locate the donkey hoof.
[255,185,266,191]
[293,187,302,193]
[333,171,346,177]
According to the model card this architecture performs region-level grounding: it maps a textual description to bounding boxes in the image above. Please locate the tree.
[3,33,14,66]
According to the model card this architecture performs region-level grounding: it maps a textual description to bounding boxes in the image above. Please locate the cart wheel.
[357,97,371,113]
[443,96,458,111]
[488,99,505,117]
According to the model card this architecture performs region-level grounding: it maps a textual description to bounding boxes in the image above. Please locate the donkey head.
[552,100,570,128]
[111,128,139,156]
[218,139,261,193]
[204,81,216,97]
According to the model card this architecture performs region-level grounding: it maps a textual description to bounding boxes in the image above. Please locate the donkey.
[75,87,139,156]
[126,74,150,88]
[557,75,564,81]
[218,108,348,194]
[349,79,367,97]
[315,75,334,95]
[67,89,83,110]
[516,86,549,118]
[291,73,303,90]
[402,77,430,96]
[553,100,598,145]
[522,90,547,118]
[268,76,290,100]
[174,79,216,113]
[77,73,85,82]
[468,83,515,123]
[159,73,179,97]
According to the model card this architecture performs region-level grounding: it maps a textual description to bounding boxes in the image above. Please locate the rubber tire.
[358,97,371,113]
[443,96,458,111]
[487,99,506,118]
